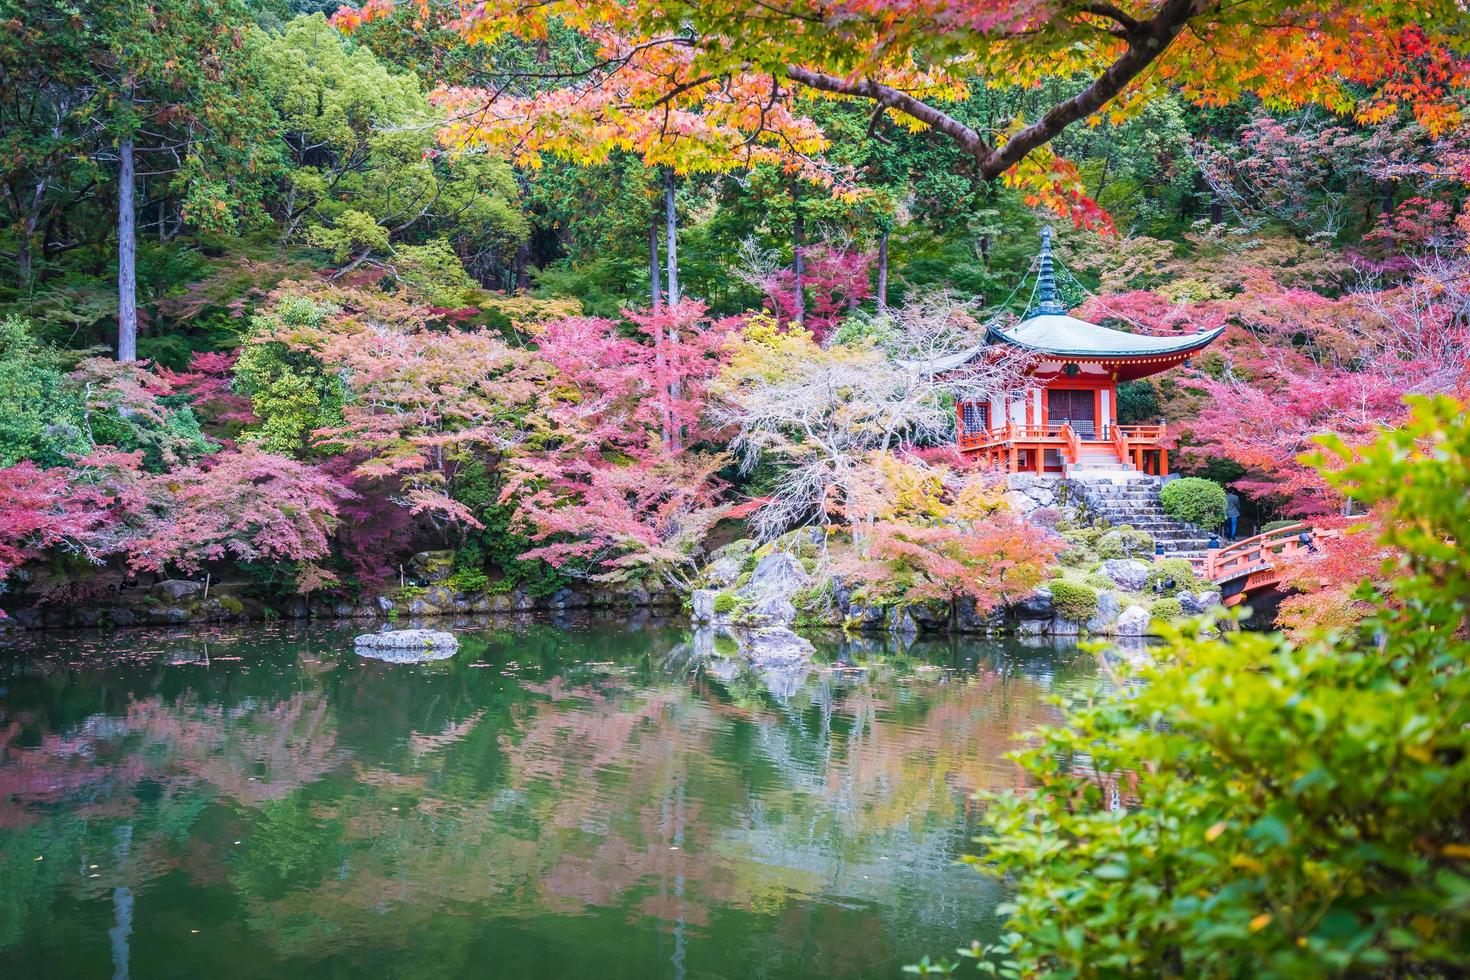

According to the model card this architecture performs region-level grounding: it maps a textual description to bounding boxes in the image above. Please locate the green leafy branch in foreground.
[951,395,1470,979]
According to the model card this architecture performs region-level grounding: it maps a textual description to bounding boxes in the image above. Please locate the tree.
[837,453,1059,610]
[249,15,529,288]
[0,462,116,579]
[336,0,1463,226]
[505,301,735,587]
[715,298,1027,539]
[127,445,353,590]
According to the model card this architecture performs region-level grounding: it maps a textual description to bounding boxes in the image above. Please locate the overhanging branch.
[785,0,1211,181]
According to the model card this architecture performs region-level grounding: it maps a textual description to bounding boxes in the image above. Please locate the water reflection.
[0,618,1098,980]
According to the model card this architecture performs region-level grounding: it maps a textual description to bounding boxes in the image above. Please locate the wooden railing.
[1110,423,1131,466]
[1203,523,1311,581]
[1061,423,1081,466]
[956,422,1075,450]
[1116,424,1166,443]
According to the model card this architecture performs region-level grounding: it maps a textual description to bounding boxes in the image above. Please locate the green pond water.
[0,616,1097,979]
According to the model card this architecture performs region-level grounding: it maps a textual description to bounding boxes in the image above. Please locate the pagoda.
[955,229,1223,476]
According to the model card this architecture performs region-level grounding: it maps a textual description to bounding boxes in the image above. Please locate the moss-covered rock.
[1150,597,1184,623]
[1098,525,1155,559]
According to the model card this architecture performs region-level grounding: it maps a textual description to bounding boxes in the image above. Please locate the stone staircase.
[1065,443,1135,477]
[1066,474,1215,556]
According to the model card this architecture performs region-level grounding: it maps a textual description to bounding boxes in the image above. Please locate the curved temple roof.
[988,314,1226,359]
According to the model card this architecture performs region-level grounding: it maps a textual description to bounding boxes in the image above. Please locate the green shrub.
[957,397,1470,977]
[1159,477,1227,529]
[1261,519,1299,533]
[447,567,490,593]
[712,592,737,614]
[1084,572,1116,592]
[1146,558,1202,596]
[1098,525,1155,559]
[1049,580,1099,622]
[1148,597,1183,622]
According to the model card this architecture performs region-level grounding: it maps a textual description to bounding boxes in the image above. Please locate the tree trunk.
[663,169,679,305]
[649,211,663,310]
[512,241,530,293]
[117,136,137,362]
[875,229,889,313]
[792,205,805,327]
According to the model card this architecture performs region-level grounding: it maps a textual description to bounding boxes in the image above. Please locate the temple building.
[955,229,1223,475]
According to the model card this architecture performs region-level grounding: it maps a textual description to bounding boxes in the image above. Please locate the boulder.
[702,555,745,589]
[691,589,718,624]
[908,600,952,632]
[733,626,814,667]
[355,628,459,650]
[846,603,888,631]
[151,579,204,601]
[1179,590,1223,615]
[736,552,809,627]
[1015,586,1054,620]
[1115,604,1151,637]
[1086,590,1122,634]
[74,607,106,627]
[408,550,456,584]
[146,605,193,624]
[1002,490,1036,513]
[1016,619,1045,636]
[955,596,1006,633]
[888,606,919,637]
[1048,618,1083,636]
[1100,559,1151,592]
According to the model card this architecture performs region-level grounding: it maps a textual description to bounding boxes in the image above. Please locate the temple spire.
[1031,226,1066,317]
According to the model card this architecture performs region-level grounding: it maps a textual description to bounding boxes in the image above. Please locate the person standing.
[1225,491,1240,540]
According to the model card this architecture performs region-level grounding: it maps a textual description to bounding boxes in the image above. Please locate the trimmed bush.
[1261,519,1298,533]
[1050,580,1099,622]
[712,591,737,614]
[1084,572,1116,592]
[1149,597,1184,622]
[1098,525,1155,559]
[1159,477,1226,529]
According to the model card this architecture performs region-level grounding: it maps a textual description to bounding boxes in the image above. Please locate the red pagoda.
[956,229,1222,476]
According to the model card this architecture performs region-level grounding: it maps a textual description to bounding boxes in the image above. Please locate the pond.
[0,617,1097,979]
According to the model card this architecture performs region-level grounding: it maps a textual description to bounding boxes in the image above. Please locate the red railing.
[1203,523,1311,581]
[1061,423,1081,466]
[1117,424,1166,442]
[1110,423,1131,466]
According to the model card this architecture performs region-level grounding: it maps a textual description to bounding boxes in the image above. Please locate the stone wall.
[0,551,680,632]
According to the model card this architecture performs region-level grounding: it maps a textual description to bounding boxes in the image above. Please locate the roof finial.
[1032,226,1066,317]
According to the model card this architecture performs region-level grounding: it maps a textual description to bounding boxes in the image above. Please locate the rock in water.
[1015,586,1054,620]
[734,626,814,667]
[355,628,459,657]
[690,589,718,624]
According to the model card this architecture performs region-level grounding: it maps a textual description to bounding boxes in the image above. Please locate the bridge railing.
[1204,523,1311,582]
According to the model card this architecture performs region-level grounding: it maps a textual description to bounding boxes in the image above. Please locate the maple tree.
[505,300,736,587]
[0,462,116,580]
[838,453,1060,609]
[335,0,1465,227]
[126,445,354,591]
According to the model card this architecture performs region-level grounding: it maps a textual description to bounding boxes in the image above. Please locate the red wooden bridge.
[1194,522,1330,607]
